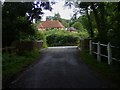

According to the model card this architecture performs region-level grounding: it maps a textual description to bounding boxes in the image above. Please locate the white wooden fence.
[89,40,120,64]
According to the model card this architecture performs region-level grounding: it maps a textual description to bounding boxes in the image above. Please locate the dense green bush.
[37,31,48,48]
[18,28,47,48]
[45,29,80,46]
[35,30,47,48]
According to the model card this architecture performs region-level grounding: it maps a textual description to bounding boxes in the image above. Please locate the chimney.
[46,18,49,21]
[46,17,53,21]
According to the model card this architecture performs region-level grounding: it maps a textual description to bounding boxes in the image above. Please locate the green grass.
[80,51,120,88]
[2,49,40,82]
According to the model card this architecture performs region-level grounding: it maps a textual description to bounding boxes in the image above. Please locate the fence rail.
[89,40,120,64]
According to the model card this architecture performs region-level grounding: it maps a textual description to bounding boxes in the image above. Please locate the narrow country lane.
[9,46,110,88]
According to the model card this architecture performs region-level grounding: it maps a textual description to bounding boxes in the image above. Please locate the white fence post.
[89,40,92,55]
[107,43,112,64]
[97,41,101,62]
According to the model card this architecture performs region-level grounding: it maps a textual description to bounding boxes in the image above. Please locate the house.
[67,27,76,32]
[37,20,65,30]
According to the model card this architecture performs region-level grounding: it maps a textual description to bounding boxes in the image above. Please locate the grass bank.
[2,49,40,87]
[80,51,120,88]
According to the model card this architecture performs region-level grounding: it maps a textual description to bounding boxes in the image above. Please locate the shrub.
[34,30,44,40]
[31,28,89,47]
[35,30,47,48]
[45,29,80,46]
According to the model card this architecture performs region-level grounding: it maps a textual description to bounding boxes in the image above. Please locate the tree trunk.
[91,2,107,42]
[86,7,94,38]
[91,3,101,36]
[100,3,108,42]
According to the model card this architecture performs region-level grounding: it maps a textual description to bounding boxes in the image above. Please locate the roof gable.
[37,20,65,29]
[67,27,76,31]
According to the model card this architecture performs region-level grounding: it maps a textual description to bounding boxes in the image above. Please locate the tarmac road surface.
[9,46,112,88]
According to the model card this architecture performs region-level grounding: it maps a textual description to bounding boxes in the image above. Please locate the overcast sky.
[1,0,80,21]
[41,0,76,21]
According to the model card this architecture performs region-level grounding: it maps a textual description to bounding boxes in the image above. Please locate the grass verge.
[2,49,40,87]
[80,51,120,88]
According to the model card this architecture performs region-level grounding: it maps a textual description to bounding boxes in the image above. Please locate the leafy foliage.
[2,2,53,47]
[67,2,120,43]
[44,29,88,46]
[2,48,40,87]
[72,21,87,32]
[65,2,120,58]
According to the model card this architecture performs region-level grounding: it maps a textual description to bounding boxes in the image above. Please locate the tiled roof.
[37,20,65,29]
[67,27,76,31]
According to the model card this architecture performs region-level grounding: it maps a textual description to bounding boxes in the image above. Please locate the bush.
[35,30,47,48]
[45,29,80,46]
[34,30,44,40]
[24,28,89,47]
[18,29,47,48]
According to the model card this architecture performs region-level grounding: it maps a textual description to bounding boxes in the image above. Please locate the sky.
[41,0,77,21]
[1,0,80,21]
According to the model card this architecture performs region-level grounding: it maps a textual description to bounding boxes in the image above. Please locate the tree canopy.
[67,2,120,45]
[2,2,53,47]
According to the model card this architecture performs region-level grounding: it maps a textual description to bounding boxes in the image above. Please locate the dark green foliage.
[2,49,39,86]
[46,34,79,46]
[34,30,44,40]
[35,30,47,48]
[45,29,80,46]
[68,2,120,43]
[68,2,120,59]
[2,2,53,47]
[71,21,87,32]
[2,2,33,47]
[27,2,52,22]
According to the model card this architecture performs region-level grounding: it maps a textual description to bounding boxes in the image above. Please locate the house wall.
[38,27,65,30]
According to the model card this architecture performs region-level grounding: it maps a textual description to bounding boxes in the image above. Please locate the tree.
[65,1,120,58]
[53,13,61,20]
[46,16,53,20]
[27,2,52,23]
[46,13,68,28]
[2,2,53,47]
[90,2,107,42]
[79,2,94,38]
[65,2,94,37]
[72,22,85,32]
